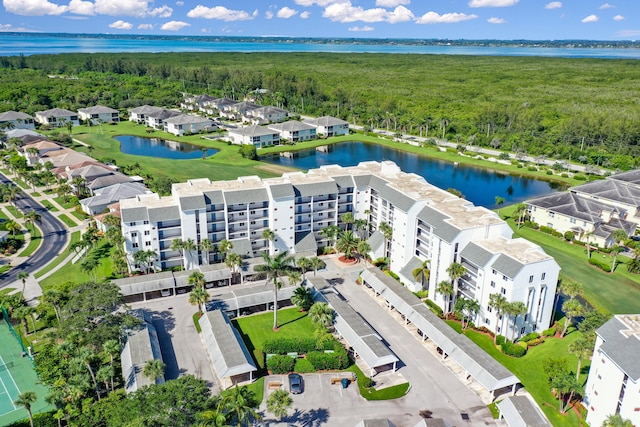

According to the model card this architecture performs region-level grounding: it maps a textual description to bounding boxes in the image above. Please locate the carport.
[360,268,520,398]
[208,283,297,317]
[199,310,257,389]
[115,271,176,303]
[311,277,399,377]
[199,263,233,287]
[497,395,551,426]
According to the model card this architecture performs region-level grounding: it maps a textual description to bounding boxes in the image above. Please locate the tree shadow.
[285,407,330,427]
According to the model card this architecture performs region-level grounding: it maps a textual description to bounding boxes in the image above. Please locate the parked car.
[288,373,303,394]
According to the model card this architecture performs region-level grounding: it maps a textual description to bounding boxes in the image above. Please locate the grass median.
[34,230,80,280]
[17,225,42,257]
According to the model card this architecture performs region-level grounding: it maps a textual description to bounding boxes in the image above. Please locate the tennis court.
[0,316,52,425]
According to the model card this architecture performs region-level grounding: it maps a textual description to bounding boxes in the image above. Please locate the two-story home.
[34,108,80,128]
[128,105,165,124]
[78,105,120,124]
[163,114,215,136]
[247,106,288,125]
[0,111,35,130]
[304,116,349,137]
[268,120,317,142]
[228,125,280,148]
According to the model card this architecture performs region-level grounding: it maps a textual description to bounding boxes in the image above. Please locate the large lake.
[264,142,559,209]
[114,135,218,160]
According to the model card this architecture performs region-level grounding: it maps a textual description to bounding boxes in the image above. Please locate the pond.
[263,141,562,209]
[114,135,218,160]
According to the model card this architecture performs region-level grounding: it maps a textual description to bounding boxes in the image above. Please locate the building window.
[541,272,546,280]
[529,275,534,283]
[487,306,492,312]
[492,269,497,275]
[144,230,150,235]
[131,232,138,238]
[132,243,139,248]
[501,287,506,295]
[570,218,576,224]
[520,327,526,334]
[145,241,151,246]
[143,220,149,224]
[490,281,496,288]
[130,222,136,226]
[502,275,508,281]
[485,319,490,325]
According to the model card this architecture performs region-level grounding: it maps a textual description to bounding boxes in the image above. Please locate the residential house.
[247,106,288,125]
[119,161,559,337]
[34,108,80,128]
[128,105,165,124]
[78,105,120,124]
[145,109,181,130]
[0,111,35,130]
[80,182,150,215]
[583,314,640,427]
[221,101,259,120]
[180,94,217,112]
[163,114,215,136]
[304,116,349,137]
[228,125,280,148]
[19,140,65,166]
[39,148,94,169]
[268,120,316,142]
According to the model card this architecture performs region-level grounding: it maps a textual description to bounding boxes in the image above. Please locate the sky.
[1,0,639,41]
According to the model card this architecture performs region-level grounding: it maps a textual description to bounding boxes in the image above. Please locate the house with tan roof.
[78,105,120,124]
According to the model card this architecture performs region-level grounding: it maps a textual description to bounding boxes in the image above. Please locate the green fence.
[1,306,34,364]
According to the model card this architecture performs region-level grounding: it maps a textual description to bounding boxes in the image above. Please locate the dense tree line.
[2,52,640,170]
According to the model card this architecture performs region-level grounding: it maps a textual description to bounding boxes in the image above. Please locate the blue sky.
[1,0,639,40]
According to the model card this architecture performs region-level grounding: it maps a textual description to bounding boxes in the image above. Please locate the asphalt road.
[0,172,68,287]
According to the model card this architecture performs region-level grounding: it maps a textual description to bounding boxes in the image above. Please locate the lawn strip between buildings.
[34,230,80,280]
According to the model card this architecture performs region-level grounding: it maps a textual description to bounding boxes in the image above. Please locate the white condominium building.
[583,315,640,427]
[120,161,559,335]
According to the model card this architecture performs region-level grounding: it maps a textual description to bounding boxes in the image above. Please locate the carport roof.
[360,268,519,392]
[114,271,175,296]
[497,396,551,427]
[120,309,164,393]
[315,283,398,372]
[208,282,297,312]
[354,420,396,427]
[199,310,256,380]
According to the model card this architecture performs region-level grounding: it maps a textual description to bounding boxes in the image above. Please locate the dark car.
[288,373,303,394]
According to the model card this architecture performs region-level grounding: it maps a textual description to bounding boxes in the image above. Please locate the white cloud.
[138,23,154,29]
[176,1,183,5]
[613,14,624,21]
[599,3,614,9]
[94,0,148,17]
[581,14,598,23]
[265,10,273,19]
[67,0,94,15]
[300,10,310,18]
[0,23,30,31]
[277,6,298,18]
[161,20,189,30]
[375,0,409,7]
[294,0,348,6]
[3,0,67,16]
[109,19,133,29]
[149,5,173,18]
[468,0,518,7]
[323,3,413,23]
[349,25,374,31]
[416,11,478,24]
[488,17,506,24]
[544,2,562,9]
[187,5,255,21]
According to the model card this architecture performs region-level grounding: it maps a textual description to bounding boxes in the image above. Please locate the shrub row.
[520,332,540,342]
[306,346,350,371]
[263,338,317,355]
[500,340,527,357]
[425,299,443,316]
[266,355,295,374]
[542,327,556,337]
[539,225,563,238]
[589,257,612,273]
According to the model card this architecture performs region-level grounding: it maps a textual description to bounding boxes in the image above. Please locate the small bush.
[561,173,569,178]
[496,335,506,346]
[307,345,350,371]
[267,355,295,374]
[546,170,553,175]
[516,164,524,168]
[539,226,555,235]
[589,257,612,273]
[501,340,527,357]
[528,337,546,346]
[384,270,400,280]
[425,299,443,316]
[517,341,528,349]
[542,327,556,337]
[521,332,540,342]
[564,231,575,241]
[527,166,538,172]
[574,174,587,181]
[360,376,374,388]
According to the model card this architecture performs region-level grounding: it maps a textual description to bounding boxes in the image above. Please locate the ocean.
[2,33,640,59]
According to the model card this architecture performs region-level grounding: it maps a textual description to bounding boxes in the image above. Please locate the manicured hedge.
[306,345,350,371]
[542,327,556,337]
[495,335,527,357]
[263,338,317,355]
[521,332,540,342]
[266,355,295,374]
[589,257,612,273]
[425,299,444,316]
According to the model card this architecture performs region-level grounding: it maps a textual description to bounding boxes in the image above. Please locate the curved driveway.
[0,172,68,287]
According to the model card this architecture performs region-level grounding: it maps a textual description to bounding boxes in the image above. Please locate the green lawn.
[0,207,9,221]
[72,121,289,183]
[57,213,79,228]
[34,231,80,279]
[0,265,10,275]
[504,206,640,314]
[40,200,58,212]
[13,178,29,190]
[40,240,115,290]
[71,210,88,221]
[347,365,410,401]
[5,205,23,218]
[446,321,585,427]
[233,308,314,370]
[17,225,42,257]
[53,196,77,210]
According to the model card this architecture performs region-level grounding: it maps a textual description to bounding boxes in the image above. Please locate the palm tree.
[188,271,206,289]
[76,347,99,399]
[198,409,231,427]
[568,337,592,380]
[225,252,243,284]
[217,239,232,261]
[354,218,369,239]
[71,176,86,197]
[14,391,37,427]
[14,305,33,336]
[24,210,41,233]
[142,359,165,383]
[5,219,20,236]
[379,222,393,257]
[254,251,295,329]
[220,385,261,426]
[446,262,466,308]
[291,286,314,311]
[435,280,455,315]
[200,238,214,264]
[505,301,527,341]
[515,203,527,229]
[266,389,293,421]
[559,280,584,301]
[96,365,113,399]
[583,230,595,259]
[602,414,634,427]
[340,212,354,231]
[488,293,508,342]
[262,228,275,254]
[356,240,371,265]
[182,238,197,268]
[494,196,505,217]
[189,287,209,313]
[102,339,120,391]
[320,225,340,248]
[308,302,334,330]
[17,271,29,296]
[296,256,312,280]
[412,259,430,290]
[335,230,359,260]
[309,256,324,276]
[41,289,65,325]
[561,299,584,337]
[610,228,628,270]
[80,257,99,281]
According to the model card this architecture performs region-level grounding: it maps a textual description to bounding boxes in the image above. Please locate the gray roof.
[370,175,416,212]
[147,109,181,120]
[0,111,33,121]
[115,271,175,296]
[164,114,212,125]
[360,268,519,392]
[231,101,261,112]
[87,173,134,191]
[608,170,640,187]
[148,205,180,222]
[367,230,384,253]
[228,125,278,137]
[78,105,118,114]
[5,129,43,139]
[596,316,640,381]
[460,242,495,268]
[204,190,225,205]
[416,205,460,243]
[352,174,373,188]
[208,281,297,312]
[304,115,349,127]
[35,108,77,117]
[398,256,424,283]
[332,175,355,189]
[253,105,287,115]
[128,105,164,115]
[293,181,338,197]
[491,254,525,280]
[224,188,269,205]
[497,396,551,427]
[267,120,313,133]
[120,309,164,393]
[268,183,295,199]
[210,97,237,108]
[121,206,149,223]
[179,194,206,211]
[354,420,396,427]
[199,310,257,381]
[229,238,253,258]
[295,232,318,257]
[80,182,149,210]
[571,179,640,209]
[315,284,399,371]
[199,263,233,283]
